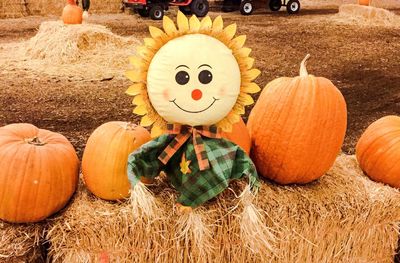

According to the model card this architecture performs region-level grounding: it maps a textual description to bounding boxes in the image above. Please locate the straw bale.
[47,154,400,262]
[0,220,46,263]
[1,21,138,80]
[332,4,400,26]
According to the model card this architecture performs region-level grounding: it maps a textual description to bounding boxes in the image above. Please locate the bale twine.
[332,4,400,26]
[2,21,138,80]
[47,155,400,262]
[0,221,46,263]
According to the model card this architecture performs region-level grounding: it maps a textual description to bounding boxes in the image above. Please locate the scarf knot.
[158,124,221,171]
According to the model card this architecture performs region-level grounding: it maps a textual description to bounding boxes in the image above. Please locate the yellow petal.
[200,16,212,30]
[189,15,201,31]
[149,26,165,39]
[126,83,144,95]
[126,70,146,82]
[143,38,158,48]
[244,57,255,69]
[212,16,223,32]
[129,56,143,67]
[223,23,237,40]
[133,95,145,106]
[231,35,246,49]
[218,118,232,132]
[227,112,240,124]
[151,125,163,138]
[244,69,261,81]
[233,104,245,115]
[177,11,189,32]
[163,16,177,36]
[136,46,154,59]
[239,93,255,106]
[140,115,155,127]
[133,104,148,115]
[241,82,261,94]
[237,47,252,57]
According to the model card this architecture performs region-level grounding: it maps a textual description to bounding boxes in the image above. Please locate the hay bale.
[333,4,400,26]
[0,221,46,263]
[47,155,400,262]
[3,21,138,80]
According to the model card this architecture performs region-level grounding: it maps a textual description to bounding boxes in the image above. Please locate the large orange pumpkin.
[82,122,151,200]
[221,118,251,155]
[356,116,400,188]
[247,55,347,184]
[62,0,83,25]
[0,123,79,223]
[358,0,370,6]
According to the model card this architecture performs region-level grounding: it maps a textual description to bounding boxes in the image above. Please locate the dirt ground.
[0,7,399,157]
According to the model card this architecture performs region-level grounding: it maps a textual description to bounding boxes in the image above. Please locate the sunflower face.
[126,12,261,137]
[147,33,241,126]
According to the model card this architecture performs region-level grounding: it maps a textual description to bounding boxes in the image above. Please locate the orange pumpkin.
[358,0,370,6]
[62,0,83,25]
[0,123,79,223]
[82,122,151,200]
[356,116,400,188]
[247,55,347,184]
[221,118,251,155]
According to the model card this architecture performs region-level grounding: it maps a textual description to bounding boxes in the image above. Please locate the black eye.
[198,70,213,84]
[175,71,190,85]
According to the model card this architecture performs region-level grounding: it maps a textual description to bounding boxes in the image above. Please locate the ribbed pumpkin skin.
[221,118,251,155]
[248,60,347,184]
[62,0,83,25]
[0,123,79,223]
[356,116,400,188]
[82,122,151,200]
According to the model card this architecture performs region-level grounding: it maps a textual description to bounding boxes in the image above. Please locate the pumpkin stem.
[300,54,311,77]
[67,0,76,5]
[25,136,46,146]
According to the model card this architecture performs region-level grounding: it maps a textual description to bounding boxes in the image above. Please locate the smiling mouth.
[169,97,219,113]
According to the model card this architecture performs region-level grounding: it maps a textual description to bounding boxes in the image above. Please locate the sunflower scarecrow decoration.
[126,11,268,233]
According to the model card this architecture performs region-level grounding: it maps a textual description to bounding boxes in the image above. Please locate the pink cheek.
[162,88,170,101]
[218,87,226,97]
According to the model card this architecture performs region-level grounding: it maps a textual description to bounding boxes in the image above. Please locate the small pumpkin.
[221,118,251,155]
[247,54,347,184]
[356,116,400,188]
[0,123,79,223]
[62,0,83,25]
[358,0,370,6]
[82,122,151,200]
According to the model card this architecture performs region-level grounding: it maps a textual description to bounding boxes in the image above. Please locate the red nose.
[191,89,202,100]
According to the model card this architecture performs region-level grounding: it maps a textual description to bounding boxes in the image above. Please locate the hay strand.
[239,186,276,256]
[47,155,400,262]
[129,182,161,221]
[0,221,46,262]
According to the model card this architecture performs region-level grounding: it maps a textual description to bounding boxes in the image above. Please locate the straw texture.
[0,220,46,263]
[333,4,400,26]
[46,154,400,262]
[1,21,138,80]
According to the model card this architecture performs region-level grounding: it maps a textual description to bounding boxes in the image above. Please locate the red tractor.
[123,0,209,20]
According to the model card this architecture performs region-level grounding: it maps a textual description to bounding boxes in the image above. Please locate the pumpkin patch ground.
[1,9,399,158]
[0,1,400,262]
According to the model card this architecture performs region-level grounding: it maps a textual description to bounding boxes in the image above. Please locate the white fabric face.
[147,33,241,126]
